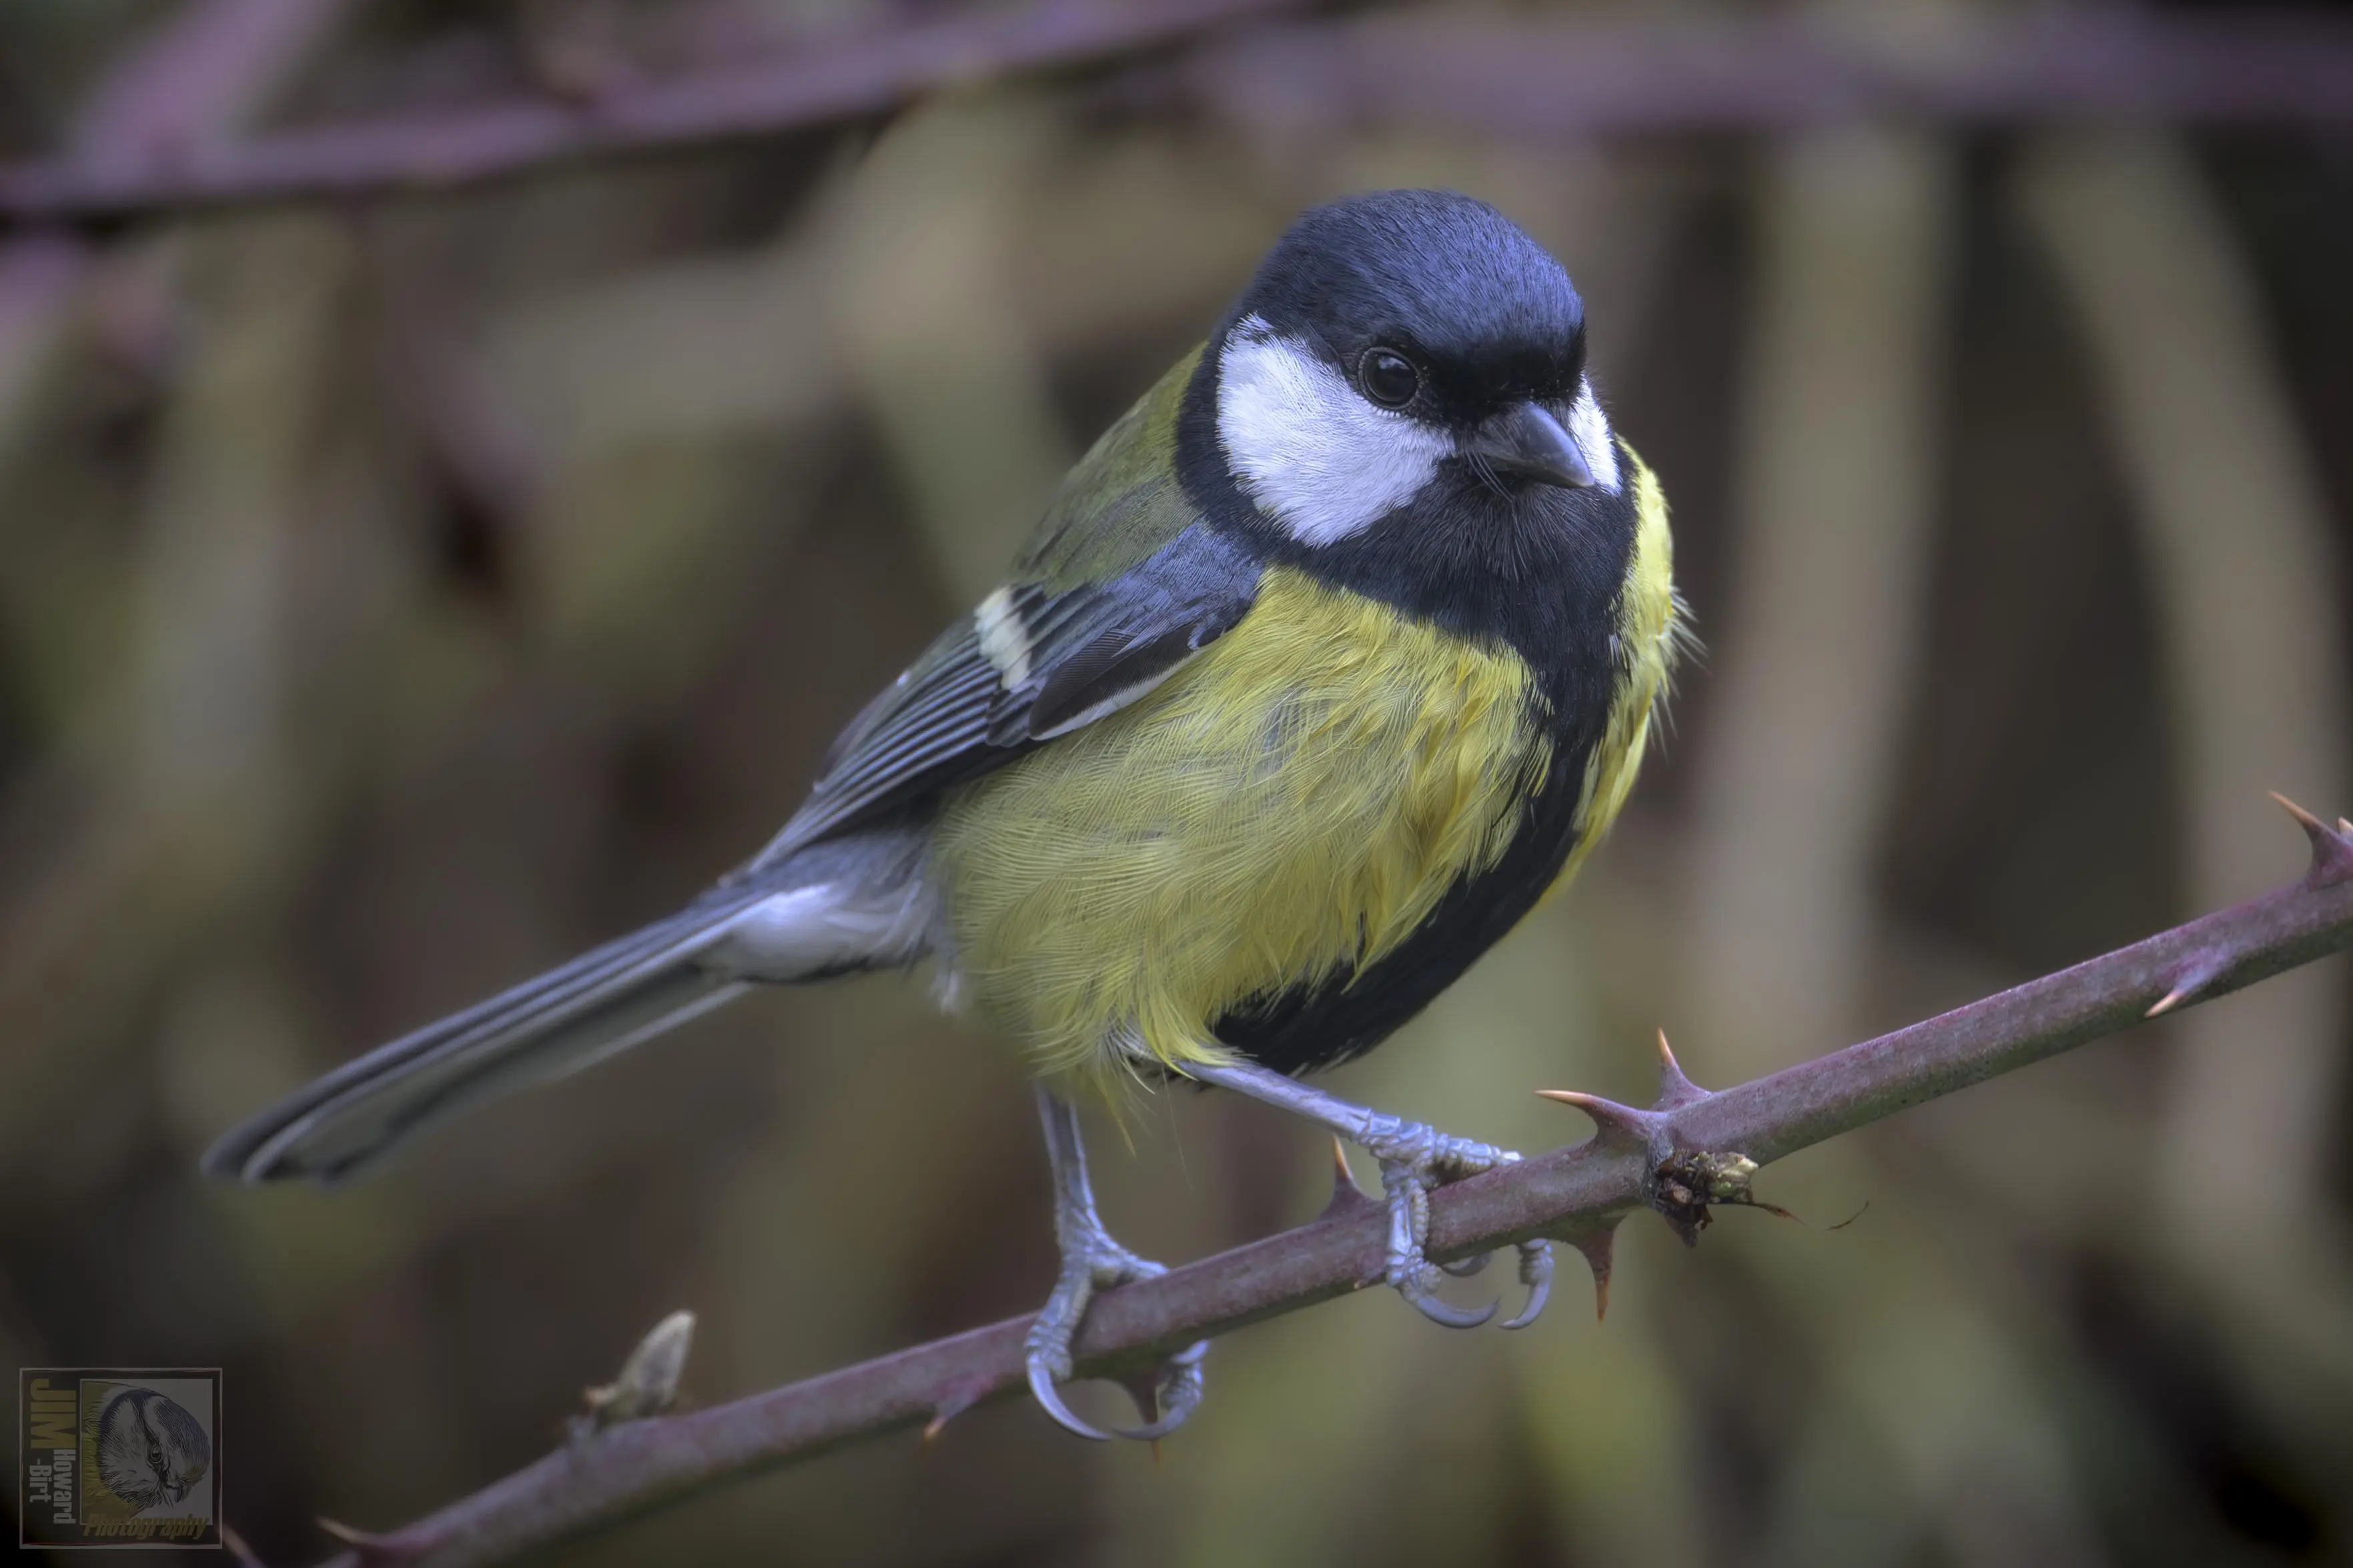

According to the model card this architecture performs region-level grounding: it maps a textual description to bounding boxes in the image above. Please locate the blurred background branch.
[0,0,355,452]
[1178,9,2353,138]
[5,9,2353,225]
[0,0,1318,223]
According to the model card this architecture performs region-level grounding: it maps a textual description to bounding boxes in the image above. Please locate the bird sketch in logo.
[92,1385,211,1513]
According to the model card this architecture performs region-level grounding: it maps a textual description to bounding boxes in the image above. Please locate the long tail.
[203,835,929,1185]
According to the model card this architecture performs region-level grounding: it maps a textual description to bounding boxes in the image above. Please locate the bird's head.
[93,1386,211,1512]
[1188,188,1620,552]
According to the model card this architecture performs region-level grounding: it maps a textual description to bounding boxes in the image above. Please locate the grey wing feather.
[747,522,1260,868]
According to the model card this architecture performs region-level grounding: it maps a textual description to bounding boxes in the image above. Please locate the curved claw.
[1398,1268,1500,1329]
[1113,1340,1208,1440]
[1438,1251,1493,1278]
[1500,1241,1554,1331]
[1113,1408,1190,1442]
[1028,1355,1114,1442]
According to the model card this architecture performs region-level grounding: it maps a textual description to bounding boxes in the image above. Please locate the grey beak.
[1467,401,1594,490]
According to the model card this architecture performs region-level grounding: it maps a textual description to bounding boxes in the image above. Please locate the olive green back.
[1013,346,1205,592]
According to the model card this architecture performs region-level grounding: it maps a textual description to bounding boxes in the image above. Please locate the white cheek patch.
[1216,317,1450,545]
[1565,379,1622,494]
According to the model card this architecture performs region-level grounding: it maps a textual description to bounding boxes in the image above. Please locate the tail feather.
[202,890,762,1185]
[204,830,935,1185]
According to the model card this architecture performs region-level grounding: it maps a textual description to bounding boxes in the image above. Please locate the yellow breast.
[928,566,1552,1090]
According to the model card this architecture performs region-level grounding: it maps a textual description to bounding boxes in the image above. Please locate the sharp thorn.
[1564,1223,1616,1321]
[1652,1028,1710,1110]
[922,1375,990,1445]
[923,1397,970,1444]
[1536,1089,1655,1140]
[2146,946,2232,1019]
[2272,790,2330,837]
[2272,792,2353,885]
[1318,1135,1378,1221]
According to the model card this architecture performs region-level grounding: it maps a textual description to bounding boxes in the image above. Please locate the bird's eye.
[1358,348,1420,408]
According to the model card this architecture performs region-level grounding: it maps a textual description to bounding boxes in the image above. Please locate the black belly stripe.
[1210,718,1594,1077]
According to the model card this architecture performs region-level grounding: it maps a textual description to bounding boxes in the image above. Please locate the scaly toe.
[1026,1241,1203,1443]
[1369,1118,1526,1330]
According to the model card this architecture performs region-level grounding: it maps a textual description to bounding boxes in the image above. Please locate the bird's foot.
[1024,1223,1206,1442]
[1183,1058,1557,1335]
[1359,1115,1553,1331]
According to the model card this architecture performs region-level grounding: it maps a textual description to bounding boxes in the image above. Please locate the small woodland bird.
[205,189,1683,1440]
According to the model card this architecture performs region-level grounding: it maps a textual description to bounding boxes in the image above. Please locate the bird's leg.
[1024,1084,1208,1441]
[1189,1058,1553,1331]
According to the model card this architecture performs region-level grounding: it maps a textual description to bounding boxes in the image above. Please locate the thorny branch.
[309,798,2353,1568]
[6,7,2353,227]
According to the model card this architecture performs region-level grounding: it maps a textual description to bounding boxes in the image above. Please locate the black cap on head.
[1233,189,1588,426]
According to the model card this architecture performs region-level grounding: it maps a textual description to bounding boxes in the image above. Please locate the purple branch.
[0,0,1316,225]
[0,0,356,400]
[1183,10,2353,138]
[314,802,2353,1567]
[8,8,2353,227]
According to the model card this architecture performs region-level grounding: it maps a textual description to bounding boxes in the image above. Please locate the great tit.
[205,189,1683,1441]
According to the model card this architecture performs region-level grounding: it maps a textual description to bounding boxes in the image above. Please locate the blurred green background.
[2,1,2352,1563]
